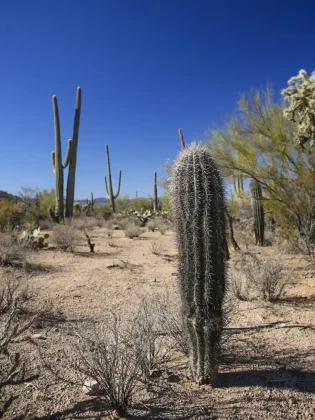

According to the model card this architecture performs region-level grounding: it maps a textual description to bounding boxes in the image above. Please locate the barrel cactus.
[250,179,264,246]
[169,143,227,385]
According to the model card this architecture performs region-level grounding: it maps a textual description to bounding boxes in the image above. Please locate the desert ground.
[1,224,315,419]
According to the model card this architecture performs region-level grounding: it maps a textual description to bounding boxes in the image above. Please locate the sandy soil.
[1,226,315,419]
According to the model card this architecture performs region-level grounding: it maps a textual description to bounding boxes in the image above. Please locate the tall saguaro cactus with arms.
[170,143,227,385]
[105,144,122,213]
[51,87,81,220]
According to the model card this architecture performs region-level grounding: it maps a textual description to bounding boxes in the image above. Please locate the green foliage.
[170,143,227,385]
[128,197,151,212]
[159,195,172,213]
[96,204,113,220]
[115,194,130,212]
[282,69,315,153]
[20,187,55,226]
[0,200,21,232]
[208,86,315,252]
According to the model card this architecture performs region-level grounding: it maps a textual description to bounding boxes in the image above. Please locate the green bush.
[0,200,22,232]
[96,204,113,220]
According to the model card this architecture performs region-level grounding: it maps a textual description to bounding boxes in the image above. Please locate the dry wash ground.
[2,226,315,419]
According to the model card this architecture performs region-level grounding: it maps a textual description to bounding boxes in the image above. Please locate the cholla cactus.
[170,143,227,385]
[282,69,315,150]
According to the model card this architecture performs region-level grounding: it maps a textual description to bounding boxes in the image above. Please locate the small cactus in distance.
[170,142,227,386]
[153,172,158,213]
[104,144,122,213]
[250,179,265,246]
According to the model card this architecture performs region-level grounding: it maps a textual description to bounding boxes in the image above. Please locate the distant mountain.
[75,197,109,205]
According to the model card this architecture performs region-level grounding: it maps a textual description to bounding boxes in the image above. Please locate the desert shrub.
[150,242,163,255]
[0,272,36,415]
[147,219,159,232]
[228,265,251,301]
[51,224,82,252]
[128,197,152,212]
[39,219,55,230]
[20,187,55,226]
[116,195,130,212]
[116,218,130,231]
[0,200,22,232]
[124,223,142,239]
[70,315,146,416]
[233,252,290,302]
[0,233,27,267]
[97,204,113,221]
[159,224,169,235]
[73,203,82,217]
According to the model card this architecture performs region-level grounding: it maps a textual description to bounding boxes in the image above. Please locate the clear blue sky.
[1,0,315,199]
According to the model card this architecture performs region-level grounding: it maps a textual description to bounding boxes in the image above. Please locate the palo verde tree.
[208,86,315,256]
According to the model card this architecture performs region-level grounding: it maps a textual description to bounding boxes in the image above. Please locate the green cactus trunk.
[51,87,81,221]
[250,179,265,246]
[170,143,227,385]
[65,87,82,218]
[105,144,122,213]
[153,172,158,213]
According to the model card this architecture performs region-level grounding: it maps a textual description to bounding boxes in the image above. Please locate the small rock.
[82,379,99,396]
[32,333,47,340]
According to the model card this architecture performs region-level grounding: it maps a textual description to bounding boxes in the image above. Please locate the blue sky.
[1,0,315,199]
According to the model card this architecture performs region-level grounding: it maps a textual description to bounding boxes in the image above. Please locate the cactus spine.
[250,179,264,246]
[153,172,158,213]
[104,144,122,213]
[51,87,81,220]
[170,143,227,385]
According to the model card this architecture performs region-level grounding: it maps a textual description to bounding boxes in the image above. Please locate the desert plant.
[73,202,82,218]
[0,272,36,415]
[124,223,142,239]
[0,234,27,267]
[70,315,146,416]
[147,219,159,232]
[170,143,227,385]
[153,172,158,213]
[50,87,81,220]
[97,204,113,220]
[51,224,82,252]
[0,200,21,232]
[282,69,315,158]
[234,252,290,302]
[250,179,264,246]
[105,145,122,213]
[150,242,163,255]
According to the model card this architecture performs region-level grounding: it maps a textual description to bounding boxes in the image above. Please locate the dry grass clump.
[124,223,142,239]
[51,224,82,252]
[0,233,27,267]
[230,251,291,302]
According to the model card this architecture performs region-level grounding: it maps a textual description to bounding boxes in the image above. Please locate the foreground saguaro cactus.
[51,87,81,220]
[104,144,122,213]
[170,143,227,385]
[250,179,264,246]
